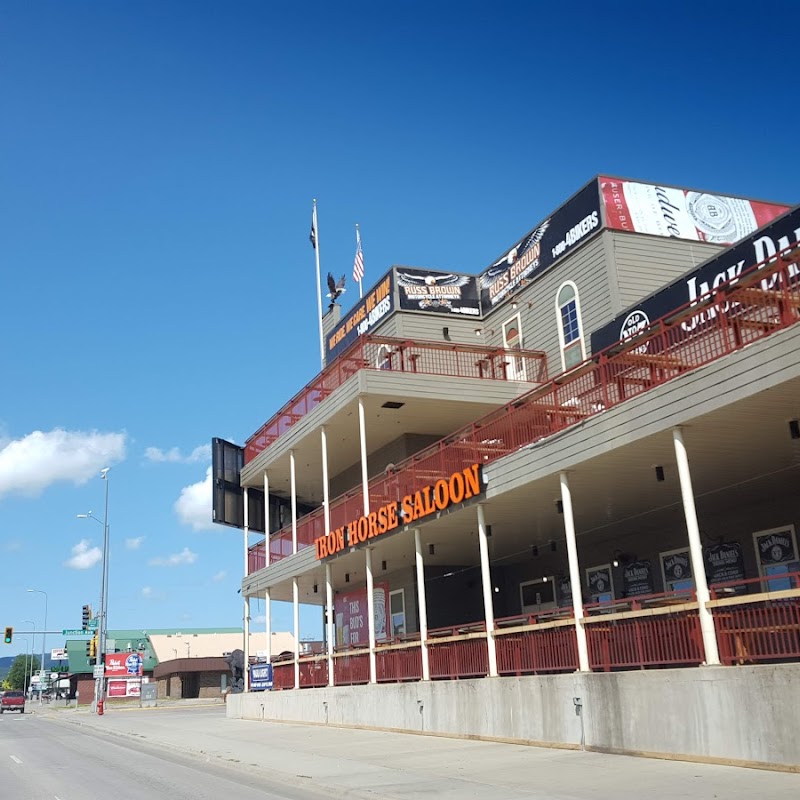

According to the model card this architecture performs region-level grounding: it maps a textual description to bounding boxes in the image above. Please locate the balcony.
[244,336,549,463]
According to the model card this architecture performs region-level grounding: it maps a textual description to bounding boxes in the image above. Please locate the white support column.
[325,563,334,686]
[560,471,590,672]
[672,427,721,666]
[293,577,300,689]
[290,449,298,554]
[476,504,498,677]
[321,425,335,686]
[414,529,430,680]
[358,398,370,516]
[366,548,377,683]
[265,588,272,664]
[243,487,250,691]
[244,596,250,692]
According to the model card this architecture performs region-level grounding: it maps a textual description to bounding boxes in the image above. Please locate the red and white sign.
[107,679,142,698]
[334,582,390,647]
[600,177,788,245]
[104,652,144,677]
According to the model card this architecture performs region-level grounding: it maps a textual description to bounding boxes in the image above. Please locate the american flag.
[353,228,364,283]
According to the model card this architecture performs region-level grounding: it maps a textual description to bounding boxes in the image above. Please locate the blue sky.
[1,1,798,656]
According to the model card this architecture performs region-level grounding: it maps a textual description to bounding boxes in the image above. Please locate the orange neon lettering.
[462,464,480,498]
[368,512,378,538]
[449,471,465,503]
[433,479,449,510]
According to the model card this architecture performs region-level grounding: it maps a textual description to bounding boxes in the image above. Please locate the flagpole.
[313,200,325,369]
[356,224,363,299]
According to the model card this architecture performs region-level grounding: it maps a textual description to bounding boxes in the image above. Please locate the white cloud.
[149,547,198,567]
[141,586,153,598]
[211,570,227,583]
[125,536,144,550]
[174,467,214,531]
[145,443,211,464]
[253,614,267,624]
[0,429,126,497]
[65,539,102,570]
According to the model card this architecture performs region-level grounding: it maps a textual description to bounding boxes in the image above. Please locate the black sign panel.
[587,566,613,599]
[558,576,572,606]
[662,550,693,585]
[478,181,602,309]
[591,205,800,354]
[704,542,745,587]
[396,268,480,316]
[622,560,654,597]
[755,529,797,565]
[211,438,265,532]
[327,272,395,362]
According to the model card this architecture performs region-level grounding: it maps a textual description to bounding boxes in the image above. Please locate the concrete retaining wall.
[227,665,800,770]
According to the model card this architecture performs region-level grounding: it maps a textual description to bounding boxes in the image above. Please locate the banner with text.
[334,582,390,647]
[591,205,800,354]
[478,181,601,309]
[104,652,144,677]
[327,272,395,362]
[396,268,480,316]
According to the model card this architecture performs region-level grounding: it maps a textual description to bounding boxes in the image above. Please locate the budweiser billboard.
[600,176,789,245]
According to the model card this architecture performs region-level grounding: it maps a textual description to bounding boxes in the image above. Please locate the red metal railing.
[375,640,423,683]
[426,623,489,679]
[494,611,579,675]
[271,662,295,690]
[333,649,371,686]
[711,572,800,666]
[244,336,548,463]
[298,657,329,688]
[582,589,703,671]
[254,246,800,569]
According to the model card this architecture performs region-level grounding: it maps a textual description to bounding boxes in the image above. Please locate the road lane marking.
[10,755,22,764]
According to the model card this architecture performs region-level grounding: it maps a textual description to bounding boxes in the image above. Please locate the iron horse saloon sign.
[315,463,483,560]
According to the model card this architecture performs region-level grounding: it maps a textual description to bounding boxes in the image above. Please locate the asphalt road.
[0,707,330,800]
[3,703,799,800]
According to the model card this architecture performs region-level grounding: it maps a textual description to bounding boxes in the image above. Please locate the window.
[389,589,406,636]
[555,281,586,371]
[520,578,556,612]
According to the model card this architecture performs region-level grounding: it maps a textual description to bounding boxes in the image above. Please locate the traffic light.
[89,632,98,664]
[3,627,12,644]
[82,605,92,630]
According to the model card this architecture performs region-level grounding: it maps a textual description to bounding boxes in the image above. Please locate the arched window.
[555,281,586,371]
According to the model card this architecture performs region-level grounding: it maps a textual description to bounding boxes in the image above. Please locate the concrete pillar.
[476,504,498,677]
[672,427,721,666]
[559,471,590,672]
[414,528,430,680]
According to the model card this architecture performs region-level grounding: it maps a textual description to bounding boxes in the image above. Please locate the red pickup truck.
[0,690,25,713]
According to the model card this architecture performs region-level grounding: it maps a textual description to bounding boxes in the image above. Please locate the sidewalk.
[41,702,800,800]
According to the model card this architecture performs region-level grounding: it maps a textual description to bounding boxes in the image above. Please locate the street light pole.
[78,466,110,714]
[22,620,36,694]
[26,589,48,702]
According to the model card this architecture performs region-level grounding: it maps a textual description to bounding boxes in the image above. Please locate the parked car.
[0,690,25,713]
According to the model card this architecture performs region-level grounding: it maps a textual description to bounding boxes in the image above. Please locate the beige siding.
[480,235,611,377]
[609,232,723,312]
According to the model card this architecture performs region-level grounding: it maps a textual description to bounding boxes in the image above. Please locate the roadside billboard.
[104,652,144,677]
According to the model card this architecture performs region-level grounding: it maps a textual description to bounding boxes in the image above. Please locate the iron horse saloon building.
[217,177,800,770]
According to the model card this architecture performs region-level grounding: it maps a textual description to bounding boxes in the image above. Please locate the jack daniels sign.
[478,181,602,310]
[591,205,800,355]
[395,268,480,316]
